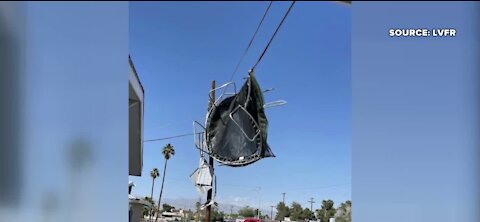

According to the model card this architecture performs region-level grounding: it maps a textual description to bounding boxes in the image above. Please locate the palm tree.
[149,168,159,220]
[155,143,175,221]
[150,168,159,200]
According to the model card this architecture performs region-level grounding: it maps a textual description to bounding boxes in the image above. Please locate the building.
[162,209,188,221]
[129,56,149,222]
[129,55,144,177]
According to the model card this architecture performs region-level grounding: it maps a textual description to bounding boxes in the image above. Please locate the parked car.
[244,218,261,222]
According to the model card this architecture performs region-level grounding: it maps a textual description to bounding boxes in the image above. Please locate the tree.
[211,207,225,222]
[275,202,290,220]
[195,201,203,222]
[150,168,159,200]
[289,202,304,221]
[155,143,175,221]
[149,168,159,218]
[144,196,154,207]
[162,203,174,212]
[143,206,151,217]
[238,206,256,218]
[186,209,196,221]
[316,200,336,222]
[230,213,239,219]
[301,208,315,221]
[334,200,351,222]
[143,196,155,221]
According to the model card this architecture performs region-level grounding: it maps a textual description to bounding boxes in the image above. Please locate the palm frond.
[162,143,175,160]
[150,168,160,178]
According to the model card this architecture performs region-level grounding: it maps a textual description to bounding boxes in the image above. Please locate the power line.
[228,1,273,82]
[143,132,202,142]
[146,3,275,143]
[144,119,201,132]
[144,2,296,144]
[251,1,296,72]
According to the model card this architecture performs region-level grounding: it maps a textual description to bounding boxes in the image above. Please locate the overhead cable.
[228,1,274,82]
[251,1,296,72]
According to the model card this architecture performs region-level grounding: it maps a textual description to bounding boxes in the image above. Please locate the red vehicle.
[244,218,261,222]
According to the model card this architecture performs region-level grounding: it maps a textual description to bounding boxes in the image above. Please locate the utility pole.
[257,187,262,219]
[270,205,274,220]
[205,80,215,222]
[308,198,315,212]
[281,193,286,204]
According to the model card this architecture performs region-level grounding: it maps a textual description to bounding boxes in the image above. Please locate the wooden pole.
[205,80,215,222]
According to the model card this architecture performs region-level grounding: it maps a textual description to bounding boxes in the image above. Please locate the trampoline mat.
[205,75,274,167]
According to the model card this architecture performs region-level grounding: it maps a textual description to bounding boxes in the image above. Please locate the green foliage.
[194,206,225,222]
[162,143,175,160]
[156,143,175,217]
[301,208,316,221]
[275,202,290,220]
[185,209,196,221]
[334,200,351,222]
[238,206,256,218]
[211,208,226,222]
[194,202,203,222]
[316,200,336,222]
[287,202,316,221]
[230,213,239,219]
[144,196,154,205]
[151,168,160,179]
[143,206,150,217]
[289,202,304,221]
[162,203,174,212]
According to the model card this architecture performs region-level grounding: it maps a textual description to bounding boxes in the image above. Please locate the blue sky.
[129,1,351,212]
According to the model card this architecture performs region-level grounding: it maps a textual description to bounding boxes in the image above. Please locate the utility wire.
[228,1,273,82]
[145,3,277,144]
[143,132,202,142]
[144,119,202,132]
[251,1,296,72]
[145,2,296,144]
